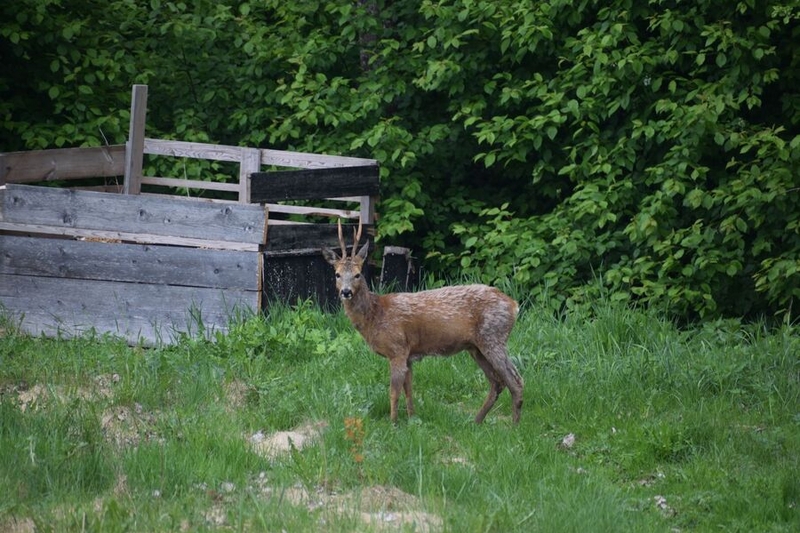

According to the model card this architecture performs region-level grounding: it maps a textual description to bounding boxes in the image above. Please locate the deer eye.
[354,273,361,280]
[335,273,341,279]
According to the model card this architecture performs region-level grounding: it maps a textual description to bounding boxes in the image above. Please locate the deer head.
[322,219,369,301]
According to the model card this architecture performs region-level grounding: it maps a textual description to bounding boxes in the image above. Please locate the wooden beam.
[1,184,269,246]
[0,235,261,290]
[0,274,257,346]
[143,138,246,162]
[123,84,148,195]
[0,145,126,184]
[250,166,380,203]
[140,176,241,192]
[260,148,377,169]
[0,222,261,251]
[265,203,359,219]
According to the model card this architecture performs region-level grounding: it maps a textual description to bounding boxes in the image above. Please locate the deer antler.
[337,219,347,258]
[352,219,363,258]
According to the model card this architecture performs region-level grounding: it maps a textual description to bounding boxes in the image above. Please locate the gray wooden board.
[0,145,126,184]
[0,184,268,244]
[0,274,257,345]
[0,235,260,290]
[250,166,380,202]
[265,223,372,252]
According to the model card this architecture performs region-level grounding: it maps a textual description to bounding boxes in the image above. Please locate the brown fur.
[323,233,523,424]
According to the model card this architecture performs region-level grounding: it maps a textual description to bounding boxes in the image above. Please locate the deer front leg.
[389,357,408,423]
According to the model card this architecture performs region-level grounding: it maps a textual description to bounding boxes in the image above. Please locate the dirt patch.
[223,379,251,410]
[93,373,121,399]
[0,517,35,533]
[257,481,442,532]
[16,383,50,412]
[101,403,161,448]
[246,423,442,531]
[9,375,119,413]
[249,421,328,460]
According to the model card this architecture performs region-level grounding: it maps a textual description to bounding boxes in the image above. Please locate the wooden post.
[360,195,376,225]
[239,147,260,203]
[123,85,148,195]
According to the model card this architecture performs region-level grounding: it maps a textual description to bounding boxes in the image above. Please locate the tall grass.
[0,299,797,532]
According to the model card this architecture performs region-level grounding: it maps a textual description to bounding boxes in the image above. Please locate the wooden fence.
[0,84,391,345]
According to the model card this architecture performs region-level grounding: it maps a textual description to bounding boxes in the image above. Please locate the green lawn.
[1,301,798,532]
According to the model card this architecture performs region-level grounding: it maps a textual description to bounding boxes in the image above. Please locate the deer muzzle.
[340,288,353,300]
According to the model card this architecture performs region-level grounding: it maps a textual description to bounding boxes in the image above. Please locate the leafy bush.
[2,0,798,319]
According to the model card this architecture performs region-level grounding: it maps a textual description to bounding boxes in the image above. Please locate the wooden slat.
[0,235,260,290]
[140,176,241,192]
[123,84,147,194]
[0,274,257,346]
[0,184,268,245]
[265,203,359,219]
[265,223,372,251]
[144,138,245,162]
[0,145,126,184]
[250,166,380,203]
[260,149,377,169]
[0,222,261,251]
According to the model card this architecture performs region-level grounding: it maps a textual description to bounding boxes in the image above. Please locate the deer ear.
[356,242,370,261]
[322,247,340,265]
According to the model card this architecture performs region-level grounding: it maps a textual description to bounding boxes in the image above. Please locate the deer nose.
[340,288,353,300]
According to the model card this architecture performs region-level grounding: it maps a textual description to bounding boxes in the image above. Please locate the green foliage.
[2,0,799,319]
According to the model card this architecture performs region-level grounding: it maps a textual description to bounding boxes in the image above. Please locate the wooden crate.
[0,184,267,345]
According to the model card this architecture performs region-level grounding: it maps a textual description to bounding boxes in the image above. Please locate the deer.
[322,220,524,424]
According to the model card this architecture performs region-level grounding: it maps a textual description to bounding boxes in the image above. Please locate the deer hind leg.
[403,362,415,418]
[469,348,505,424]
[479,344,524,424]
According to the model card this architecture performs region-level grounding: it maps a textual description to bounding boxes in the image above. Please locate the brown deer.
[322,220,524,424]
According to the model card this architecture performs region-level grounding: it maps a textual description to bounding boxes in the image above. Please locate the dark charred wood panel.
[263,251,374,311]
[266,223,372,252]
[380,246,420,292]
[250,166,379,202]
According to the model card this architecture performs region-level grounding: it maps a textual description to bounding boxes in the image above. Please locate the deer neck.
[342,286,380,333]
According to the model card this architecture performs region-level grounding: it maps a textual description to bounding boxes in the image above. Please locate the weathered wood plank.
[250,166,380,203]
[0,145,126,184]
[0,274,257,345]
[239,147,260,203]
[123,84,148,195]
[140,176,241,192]
[0,222,261,251]
[264,203,359,219]
[265,223,372,251]
[144,138,245,162]
[0,235,260,290]
[0,184,268,245]
[260,149,377,169]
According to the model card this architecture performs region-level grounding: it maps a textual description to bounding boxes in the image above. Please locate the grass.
[0,299,798,532]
